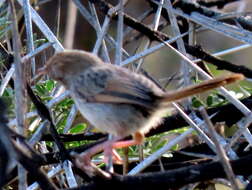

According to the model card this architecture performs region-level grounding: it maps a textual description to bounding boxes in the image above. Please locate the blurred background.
[35,0,252,82]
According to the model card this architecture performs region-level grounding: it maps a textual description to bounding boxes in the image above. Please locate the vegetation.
[1,0,252,189]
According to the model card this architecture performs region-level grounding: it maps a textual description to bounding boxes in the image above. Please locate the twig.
[197,0,239,9]
[172,103,215,149]
[28,120,49,146]
[174,10,252,44]
[67,152,252,190]
[27,165,63,190]
[55,0,61,38]
[200,107,240,190]
[193,43,252,62]
[164,0,190,87]
[63,105,78,133]
[26,84,70,161]
[72,0,110,56]
[22,42,54,63]
[155,31,252,146]
[191,45,252,79]
[115,0,124,65]
[88,2,111,64]
[64,0,77,49]
[128,133,195,174]
[0,64,14,96]
[121,31,190,66]
[23,0,36,76]
[178,151,215,160]
[0,98,58,190]
[9,1,28,189]
[63,160,78,188]
[135,0,163,72]
[16,0,64,52]
[94,0,252,78]
[12,140,58,190]
[171,0,252,31]
[226,113,252,151]
[92,15,111,54]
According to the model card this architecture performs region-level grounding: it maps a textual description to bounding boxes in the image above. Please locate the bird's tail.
[160,74,244,103]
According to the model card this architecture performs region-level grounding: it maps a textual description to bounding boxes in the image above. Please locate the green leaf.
[35,84,46,95]
[34,38,47,47]
[192,97,204,108]
[45,80,55,92]
[206,95,214,106]
[69,123,86,133]
[206,94,226,107]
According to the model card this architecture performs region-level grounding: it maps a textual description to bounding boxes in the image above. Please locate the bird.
[39,49,244,168]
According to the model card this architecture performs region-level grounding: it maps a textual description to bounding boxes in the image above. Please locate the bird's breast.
[71,95,155,138]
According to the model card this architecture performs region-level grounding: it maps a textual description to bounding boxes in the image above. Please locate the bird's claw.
[71,151,111,178]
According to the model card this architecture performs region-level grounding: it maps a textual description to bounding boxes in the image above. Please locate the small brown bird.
[39,49,244,167]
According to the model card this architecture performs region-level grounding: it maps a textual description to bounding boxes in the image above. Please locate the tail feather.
[161,74,244,103]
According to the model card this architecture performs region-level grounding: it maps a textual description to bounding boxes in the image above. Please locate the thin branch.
[63,160,78,188]
[16,0,64,52]
[135,0,163,72]
[115,0,124,65]
[27,165,63,190]
[0,64,14,96]
[171,0,252,31]
[128,109,216,175]
[63,105,78,133]
[64,0,77,49]
[128,128,194,175]
[9,0,28,189]
[23,0,36,76]
[28,120,48,146]
[200,107,240,190]
[93,0,252,79]
[197,0,239,9]
[174,9,252,44]
[164,0,191,87]
[92,16,111,54]
[87,2,111,65]
[155,34,252,147]
[68,153,252,190]
[22,42,54,63]
[12,140,58,190]
[26,84,70,161]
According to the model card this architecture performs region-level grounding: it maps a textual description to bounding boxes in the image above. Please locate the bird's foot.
[71,132,144,174]
[103,146,123,165]
[71,151,111,178]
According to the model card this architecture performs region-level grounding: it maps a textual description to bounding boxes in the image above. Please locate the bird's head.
[38,50,103,85]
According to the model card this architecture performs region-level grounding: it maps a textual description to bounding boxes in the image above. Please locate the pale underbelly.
[74,99,146,137]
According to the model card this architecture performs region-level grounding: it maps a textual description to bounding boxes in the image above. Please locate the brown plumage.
[40,49,244,166]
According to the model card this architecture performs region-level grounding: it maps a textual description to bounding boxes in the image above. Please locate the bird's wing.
[73,66,161,108]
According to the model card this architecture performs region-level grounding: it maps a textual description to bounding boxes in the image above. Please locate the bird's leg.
[73,132,144,169]
[111,132,144,149]
[103,132,144,165]
[103,138,124,165]
[73,136,123,167]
